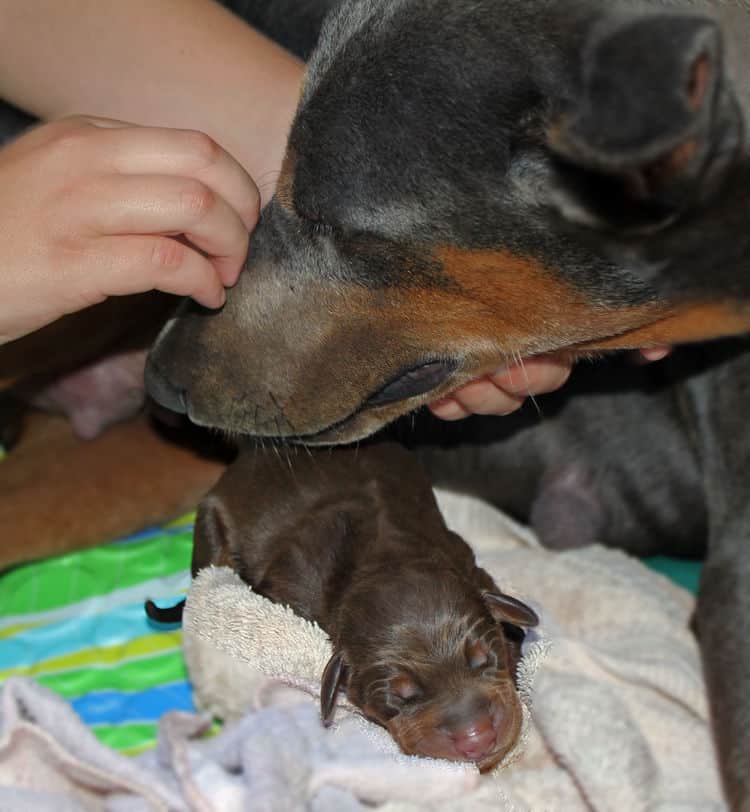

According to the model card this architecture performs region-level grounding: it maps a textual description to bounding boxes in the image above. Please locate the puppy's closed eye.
[391,675,422,703]
[466,639,491,670]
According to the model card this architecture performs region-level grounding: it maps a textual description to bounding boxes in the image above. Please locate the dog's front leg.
[688,348,750,811]
[697,519,750,811]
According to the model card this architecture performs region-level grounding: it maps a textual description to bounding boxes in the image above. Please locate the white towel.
[182,488,726,811]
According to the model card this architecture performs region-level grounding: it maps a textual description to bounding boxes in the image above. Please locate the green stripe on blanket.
[33,650,188,699]
[94,721,160,753]
[0,527,193,617]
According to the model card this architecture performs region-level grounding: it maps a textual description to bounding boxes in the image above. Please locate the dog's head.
[321,567,538,770]
[147,0,748,442]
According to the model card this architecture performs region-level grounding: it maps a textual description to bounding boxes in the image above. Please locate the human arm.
[0,0,303,208]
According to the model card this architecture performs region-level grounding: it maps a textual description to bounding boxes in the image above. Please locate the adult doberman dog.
[145,1,750,807]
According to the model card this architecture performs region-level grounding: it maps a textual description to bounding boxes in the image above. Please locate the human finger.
[487,356,572,397]
[74,173,249,287]
[428,395,474,421]
[90,125,261,233]
[75,233,227,309]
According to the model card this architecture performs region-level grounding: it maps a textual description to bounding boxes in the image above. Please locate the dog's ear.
[192,494,238,577]
[548,13,740,231]
[320,650,348,726]
[483,591,539,629]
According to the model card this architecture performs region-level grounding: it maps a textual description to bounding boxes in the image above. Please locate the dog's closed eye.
[364,360,456,408]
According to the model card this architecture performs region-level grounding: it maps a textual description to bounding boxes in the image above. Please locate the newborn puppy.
[151,441,538,770]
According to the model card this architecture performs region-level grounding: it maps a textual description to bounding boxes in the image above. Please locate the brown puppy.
[157,442,539,770]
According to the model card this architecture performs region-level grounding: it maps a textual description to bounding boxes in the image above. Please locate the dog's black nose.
[144,358,188,414]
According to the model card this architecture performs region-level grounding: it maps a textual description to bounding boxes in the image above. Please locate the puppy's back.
[193,442,449,624]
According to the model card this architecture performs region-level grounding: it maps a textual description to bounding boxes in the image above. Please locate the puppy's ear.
[320,650,348,726]
[548,13,740,231]
[483,591,539,629]
[192,494,238,577]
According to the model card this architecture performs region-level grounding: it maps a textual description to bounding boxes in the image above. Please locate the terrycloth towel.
[182,488,727,812]
[0,676,482,812]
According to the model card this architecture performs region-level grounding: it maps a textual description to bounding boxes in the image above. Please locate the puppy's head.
[321,568,538,770]
[147,1,748,442]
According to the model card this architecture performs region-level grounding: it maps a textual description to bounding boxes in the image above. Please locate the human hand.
[0,116,259,345]
[429,347,671,420]
[429,355,572,420]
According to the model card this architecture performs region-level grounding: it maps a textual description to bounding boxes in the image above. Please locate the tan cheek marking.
[314,247,750,398]
[652,138,698,181]
[380,246,667,353]
[576,301,750,350]
[298,65,311,103]
[688,52,711,112]
[275,146,296,212]
[368,247,750,355]
[274,62,310,212]
[546,117,567,153]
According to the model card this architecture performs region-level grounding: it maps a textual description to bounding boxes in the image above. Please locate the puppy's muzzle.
[450,716,498,762]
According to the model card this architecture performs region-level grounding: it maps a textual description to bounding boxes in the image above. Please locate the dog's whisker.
[273,419,296,474]
[510,348,542,419]
[268,390,319,467]
[281,436,295,471]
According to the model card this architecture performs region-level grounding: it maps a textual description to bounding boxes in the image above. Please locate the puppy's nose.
[144,358,188,414]
[451,716,498,761]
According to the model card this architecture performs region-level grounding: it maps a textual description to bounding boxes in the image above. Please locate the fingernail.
[641,346,671,362]
[206,289,226,309]
[489,366,513,386]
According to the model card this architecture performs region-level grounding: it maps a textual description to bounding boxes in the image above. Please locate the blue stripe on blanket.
[71,681,195,725]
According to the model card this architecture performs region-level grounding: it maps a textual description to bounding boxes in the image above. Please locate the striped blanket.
[0,518,196,755]
[0,504,700,761]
